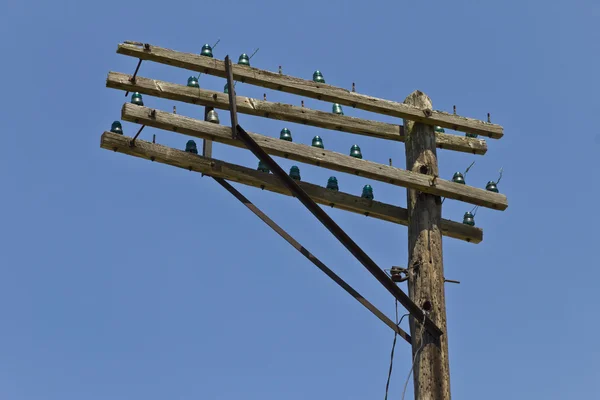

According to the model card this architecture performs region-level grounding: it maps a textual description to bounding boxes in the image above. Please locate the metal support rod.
[232,123,443,338]
[125,59,143,97]
[129,125,145,147]
[213,177,412,344]
[444,279,460,284]
[224,55,239,139]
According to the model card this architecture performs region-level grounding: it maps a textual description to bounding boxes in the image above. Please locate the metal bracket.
[390,266,409,283]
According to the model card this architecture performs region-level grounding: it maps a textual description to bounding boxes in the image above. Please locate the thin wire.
[470,204,480,216]
[496,167,504,184]
[401,314,427,400]
[464,161,476,176]
[249,47,260,59]
[384,300,409,400]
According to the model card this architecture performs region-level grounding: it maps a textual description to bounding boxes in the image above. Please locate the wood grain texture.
[99,131,483,243]
[106,71,488,155]
[121,103,508,211]
[116,42,504,138]
[404,91,451,400]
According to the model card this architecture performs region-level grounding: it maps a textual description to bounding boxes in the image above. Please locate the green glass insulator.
[289,165,301,181]
[361,184,374,200]
[463,212,475,226]
[280,128,293,142]
[332,103,344,115]
[257,160,270,173]
[110,121,123,135]
[201,44,214,57]
[326,176,339,191]
[452,172,466,184]
[350,144,362,159]
[185,140,198,154]
[131,92,144,106]
[486,181,499,193]
[187,76,199,88]
[312,135,324,149]
[312,70,325,83]
[238,53,250,66]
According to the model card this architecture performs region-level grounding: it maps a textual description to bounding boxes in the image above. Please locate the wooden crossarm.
[99,131,484,243]
[116,42,504,138]
[106,71,488,155]
[120,103,508,211]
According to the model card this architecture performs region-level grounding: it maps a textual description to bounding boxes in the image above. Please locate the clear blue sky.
[1,0,598,399]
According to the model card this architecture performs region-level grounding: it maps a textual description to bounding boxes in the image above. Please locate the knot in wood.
[423,108,432,117]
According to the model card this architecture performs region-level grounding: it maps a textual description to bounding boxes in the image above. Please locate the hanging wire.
[496,167,504,184]
[464,161,475,176]
[384,299,409,400]
[470,204,480,216]
[401,313,428,400]
[249,47,260,59]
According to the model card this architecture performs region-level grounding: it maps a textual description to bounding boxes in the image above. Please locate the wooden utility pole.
[102,41,508,399]
[404,91,451,399]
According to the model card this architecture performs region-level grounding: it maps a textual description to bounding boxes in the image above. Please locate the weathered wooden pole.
[403,90,451,399]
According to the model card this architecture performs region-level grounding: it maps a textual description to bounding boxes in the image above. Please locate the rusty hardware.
[390,266,409,283]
